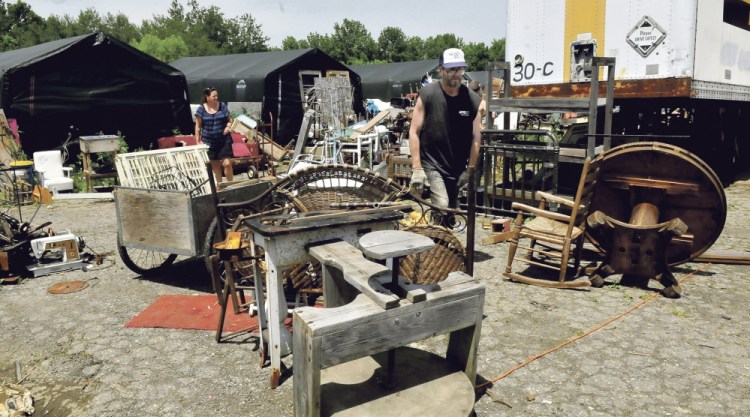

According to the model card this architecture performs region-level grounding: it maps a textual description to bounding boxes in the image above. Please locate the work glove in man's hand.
[410,168,427,195]
[457,170,469,190]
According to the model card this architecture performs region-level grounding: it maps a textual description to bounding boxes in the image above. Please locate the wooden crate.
[387,155,412,188]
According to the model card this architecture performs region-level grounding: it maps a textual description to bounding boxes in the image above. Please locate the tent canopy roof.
[0,32,193,153]
[171,49,314,81]
[348,60,439,100]
[0,34,91,74]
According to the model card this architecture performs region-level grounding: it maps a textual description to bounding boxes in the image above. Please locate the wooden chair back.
[568,157,602,237]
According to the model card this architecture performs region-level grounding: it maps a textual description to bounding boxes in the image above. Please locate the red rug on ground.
[125,294,259,332]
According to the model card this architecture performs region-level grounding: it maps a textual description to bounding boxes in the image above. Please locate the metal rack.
[466,58,616,216]
[484,57,616,162]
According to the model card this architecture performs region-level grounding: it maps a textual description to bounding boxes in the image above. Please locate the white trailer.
[505,0,750,181]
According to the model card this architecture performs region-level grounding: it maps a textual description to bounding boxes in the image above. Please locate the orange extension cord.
[475,263,713,390]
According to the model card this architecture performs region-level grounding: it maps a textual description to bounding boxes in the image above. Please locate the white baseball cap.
[439,48,467,69]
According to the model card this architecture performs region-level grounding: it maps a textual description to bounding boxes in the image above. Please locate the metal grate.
[467,129,559,216]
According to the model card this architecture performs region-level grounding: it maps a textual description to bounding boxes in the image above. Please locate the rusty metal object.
[585,142,726,296]
[47,280,88,294]
[511,78,693,99]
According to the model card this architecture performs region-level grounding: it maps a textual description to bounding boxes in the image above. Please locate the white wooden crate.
[115,145,211,195]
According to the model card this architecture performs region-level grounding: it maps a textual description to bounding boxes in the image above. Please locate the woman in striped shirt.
[195,87,234,182]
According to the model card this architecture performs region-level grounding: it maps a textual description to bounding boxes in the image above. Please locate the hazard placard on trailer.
[626,15,667,57]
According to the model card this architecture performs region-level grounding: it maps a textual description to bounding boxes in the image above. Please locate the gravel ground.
[1,173,749,417]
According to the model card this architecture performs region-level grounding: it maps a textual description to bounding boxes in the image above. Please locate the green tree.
[225,13,269,53]
[38,15,78,42]
[404,36,426,61]
[102,12,141,44]
[377,26,408,62]
[330,19,375,64]
[141,0,186,39]
[281,36,309,50]
[67,8,103,34]
[142,0,267,57]
[463,42,490,71]
[0,34,16,51]
[131,33,188,62]
[1,0,42,32]
[423,33,464,63]
[488,38,505,63]
[306,32,334,55]
[0,0,44,50]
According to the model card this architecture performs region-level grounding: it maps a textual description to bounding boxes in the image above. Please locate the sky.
[22,0,507,48]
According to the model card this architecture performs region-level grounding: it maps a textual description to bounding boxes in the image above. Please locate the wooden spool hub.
[586,142,726,296]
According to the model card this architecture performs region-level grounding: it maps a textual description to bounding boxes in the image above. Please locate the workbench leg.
[265,254,293,389]
[251,241,268,367]
[446,293,484,384]
[293,312,321,417]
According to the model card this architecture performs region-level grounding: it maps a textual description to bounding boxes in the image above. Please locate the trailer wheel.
[118,234,177,276]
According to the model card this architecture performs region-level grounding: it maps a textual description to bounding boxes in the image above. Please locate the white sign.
[626,16,667,57]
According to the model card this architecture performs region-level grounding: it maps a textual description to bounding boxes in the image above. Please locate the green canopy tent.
[348,60,438,101]
[0,32,193,155]
[171,49,365,147]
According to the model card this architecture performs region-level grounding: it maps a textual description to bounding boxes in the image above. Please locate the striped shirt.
[196,102,231,145]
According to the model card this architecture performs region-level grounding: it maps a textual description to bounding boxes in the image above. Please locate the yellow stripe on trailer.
[564,0,606,82]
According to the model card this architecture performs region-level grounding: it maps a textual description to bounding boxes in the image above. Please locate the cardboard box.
[230,119,257,140]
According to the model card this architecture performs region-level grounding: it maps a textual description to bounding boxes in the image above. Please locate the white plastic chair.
[33,150,74,193]
[340,132,376,169]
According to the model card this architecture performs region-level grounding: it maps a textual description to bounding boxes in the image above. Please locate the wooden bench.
[295,236,485,417]
[308,240,399,309]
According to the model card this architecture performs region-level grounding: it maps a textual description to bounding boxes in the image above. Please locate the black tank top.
[418,82,480,179]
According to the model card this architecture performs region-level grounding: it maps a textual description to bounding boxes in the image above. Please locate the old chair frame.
[503,156,601,288]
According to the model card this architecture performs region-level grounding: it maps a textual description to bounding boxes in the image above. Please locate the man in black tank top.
[408,48,482,210]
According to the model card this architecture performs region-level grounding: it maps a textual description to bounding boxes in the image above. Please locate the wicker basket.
[271,163,406,212]
[220,164,408,298]
[399,224,467,284]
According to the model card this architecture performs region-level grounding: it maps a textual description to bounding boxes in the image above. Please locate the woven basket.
[222,164,407,296]
[272,163,405,212]
[399,224,467,284]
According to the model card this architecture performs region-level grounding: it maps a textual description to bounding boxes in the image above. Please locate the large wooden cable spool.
[587,142,726,266]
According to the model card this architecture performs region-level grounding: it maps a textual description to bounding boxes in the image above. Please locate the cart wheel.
[118,243,177,276]
[203,217,258,299]
[246,165,258,179]
[204,217,225,296]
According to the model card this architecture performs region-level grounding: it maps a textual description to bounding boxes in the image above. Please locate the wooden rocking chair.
[503,157,602,288]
